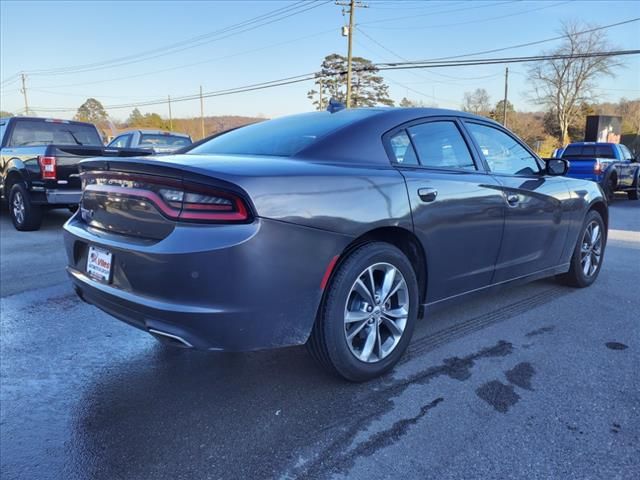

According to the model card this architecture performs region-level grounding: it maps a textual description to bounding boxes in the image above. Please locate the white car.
[108,129,192,154]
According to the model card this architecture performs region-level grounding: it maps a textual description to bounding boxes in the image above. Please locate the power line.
[356,27,502,85]
[415,17,640,62]
[364,0,572,30]
[24,50,640,114]
[359,0,517,26]
[26,1,318,75]
[374,50,640,70]
[1,1,330,80]
[27,28,337,90]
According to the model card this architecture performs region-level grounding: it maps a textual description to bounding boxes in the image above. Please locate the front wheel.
[307,242,419,382]
[558,210,606,288]
[9,183,42,231]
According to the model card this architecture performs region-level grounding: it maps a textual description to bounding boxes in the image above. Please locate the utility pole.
[168,95,173,131]
[502,66,509,127]
[337,0,366,108]
[199,85,205,139]
[20,73,29,116]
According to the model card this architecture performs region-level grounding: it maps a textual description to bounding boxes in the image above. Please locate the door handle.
[418,187,438,203]
[506,193,519,206]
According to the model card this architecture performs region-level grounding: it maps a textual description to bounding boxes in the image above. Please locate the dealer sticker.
[86,246,113,283]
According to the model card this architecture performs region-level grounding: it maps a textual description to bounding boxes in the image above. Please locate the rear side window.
[188,110,378,157]
[8,120,102,147]
[388,130,418,165]
[407,121,476,170]
[140,134,191,148]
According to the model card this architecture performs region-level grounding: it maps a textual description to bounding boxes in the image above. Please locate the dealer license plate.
[86,246,113,283]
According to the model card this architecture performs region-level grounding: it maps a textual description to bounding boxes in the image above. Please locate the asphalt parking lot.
[1,200,638,480]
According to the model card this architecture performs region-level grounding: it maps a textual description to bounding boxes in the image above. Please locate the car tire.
[604,174,617,202]
[307,242,419,382]
[9,183,42,231]
[628,175,639,200]
[558,210,606,288]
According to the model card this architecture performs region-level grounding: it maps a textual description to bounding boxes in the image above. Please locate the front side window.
[466,123,540,176]
[407,121,476,170]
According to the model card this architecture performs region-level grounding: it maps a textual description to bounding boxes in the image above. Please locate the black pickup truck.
[1,117,152,231]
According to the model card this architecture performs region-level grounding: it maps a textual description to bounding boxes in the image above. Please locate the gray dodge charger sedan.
[64,108,608,381]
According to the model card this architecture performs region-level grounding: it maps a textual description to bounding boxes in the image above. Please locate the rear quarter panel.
[561,176,608,264]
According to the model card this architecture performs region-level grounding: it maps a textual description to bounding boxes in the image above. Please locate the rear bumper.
[63,214,352,351]
[33,189,82,205]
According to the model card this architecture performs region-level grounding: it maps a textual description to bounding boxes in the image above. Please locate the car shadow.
[69,276,570,480]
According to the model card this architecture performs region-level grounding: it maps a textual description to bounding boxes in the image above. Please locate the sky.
[1,0,639,121]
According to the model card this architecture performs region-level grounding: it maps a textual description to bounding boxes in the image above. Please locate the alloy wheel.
[344,262,409,363]
[580,220,602,277]
[12,191,25,225]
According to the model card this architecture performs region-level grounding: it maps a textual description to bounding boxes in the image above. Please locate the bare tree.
[528,21,620,145]
[462,88,491,115]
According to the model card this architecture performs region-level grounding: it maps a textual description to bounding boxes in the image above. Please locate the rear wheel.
[307,242,419,382]
[9,183,42,231]
[604,174,617,202]
[558,210,606,288]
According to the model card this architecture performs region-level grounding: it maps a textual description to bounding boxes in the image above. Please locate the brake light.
[82,172,250,223]
[38,156,57,180]
[594,161,602,174]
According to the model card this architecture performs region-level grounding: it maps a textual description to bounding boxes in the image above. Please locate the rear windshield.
[188,110,379,157]
[562,144,615,159]
[140,133,191,148]
[8,119,102,147]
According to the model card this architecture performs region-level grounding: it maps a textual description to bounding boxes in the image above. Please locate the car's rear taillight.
[82,172,251,224]
[38,156,57,180]
[158,184,249,222]
[594,161,602,175]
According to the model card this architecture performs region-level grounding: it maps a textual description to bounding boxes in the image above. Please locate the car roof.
[134,129,190,137]
[296,107,502,164]
[2,116,96,126]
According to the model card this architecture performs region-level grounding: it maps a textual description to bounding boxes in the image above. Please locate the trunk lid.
[78,156,254,240]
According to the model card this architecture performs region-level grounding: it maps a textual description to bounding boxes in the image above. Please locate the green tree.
[127,108,144,126]
[74,98,108,124]
[307,53,394,109]
[489,99,515,123]
[126,108,168,130]
[0,110,14,118]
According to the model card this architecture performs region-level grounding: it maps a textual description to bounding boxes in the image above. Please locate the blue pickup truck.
[560,142,639,201]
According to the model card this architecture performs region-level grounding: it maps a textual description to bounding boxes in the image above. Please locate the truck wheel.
[628,175,639,200]
[558,210,606,288]
[307,242,419,382]
[9,183,42,231]
[604,175,617,202]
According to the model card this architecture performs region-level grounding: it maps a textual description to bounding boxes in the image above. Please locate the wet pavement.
[1,201,639,480]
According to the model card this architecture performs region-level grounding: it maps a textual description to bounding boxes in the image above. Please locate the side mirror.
[546,158,569,176]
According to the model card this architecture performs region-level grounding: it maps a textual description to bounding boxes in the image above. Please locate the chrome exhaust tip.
[148,328,193,348]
